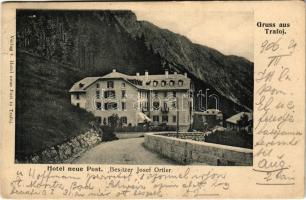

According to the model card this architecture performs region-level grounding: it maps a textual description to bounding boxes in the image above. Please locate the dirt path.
[72,137,176,165]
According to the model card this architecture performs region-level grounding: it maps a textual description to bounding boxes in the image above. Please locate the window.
[143,101,148,110]
[96,90,100,99]
[121,116,127,124]
[172,115,177,123]
[172,101,177,108]
[107,81,114,88]
[104,90,115,98]
[161,80,166,87]
[104,103,109,111]
[76,103,80,108]
[178,80,183,86]
[154,91,158,97]
[104,102,117,110]
[153,115,159,122]
[162,115,168,123]
[163,92,167,97]
[153,81,158,87]
[121,82,126,88]
[169,80,175,86]
[173,91,176,97]
[76,94,80,100]
[96,83,100,88]
[122,90,126,98]
[122,102,126,110]
[153,101,160,110]
[96,102,101,110]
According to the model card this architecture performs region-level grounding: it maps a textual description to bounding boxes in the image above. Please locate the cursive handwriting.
[9,167,229,198]
[254,37,300,186]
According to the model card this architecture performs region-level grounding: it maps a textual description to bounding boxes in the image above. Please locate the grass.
[15,51,96,160]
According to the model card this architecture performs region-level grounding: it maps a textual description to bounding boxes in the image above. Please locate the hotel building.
[69,69,193,131]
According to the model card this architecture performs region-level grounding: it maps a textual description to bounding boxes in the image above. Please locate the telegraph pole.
[205,88,210,111]
[176,96,179,138]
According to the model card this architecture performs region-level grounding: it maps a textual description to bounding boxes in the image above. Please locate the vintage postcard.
[0,1,305,199]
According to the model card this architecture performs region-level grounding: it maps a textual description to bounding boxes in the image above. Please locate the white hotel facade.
[69,69,193,131]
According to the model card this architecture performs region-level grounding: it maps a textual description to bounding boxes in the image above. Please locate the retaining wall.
[22,131,102,164]
[115,132,144,139]
[144,133,252,166]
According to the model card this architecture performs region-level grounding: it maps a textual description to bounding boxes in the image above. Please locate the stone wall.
[160,132,210,141]
[115,132,145,139]
[144,133,253,166]
[24,131,102,163]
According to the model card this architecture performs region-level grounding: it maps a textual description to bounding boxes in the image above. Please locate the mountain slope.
[16,51,96,159]
[114,16,253,109]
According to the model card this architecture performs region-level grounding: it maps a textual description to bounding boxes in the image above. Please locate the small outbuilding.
[226,112,253,134]
[193,109,223,130]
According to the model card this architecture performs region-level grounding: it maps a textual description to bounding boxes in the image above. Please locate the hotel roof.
[69,69,191,92]
[226,112,253,124]
[194,109,223,116]
[69,77,100,93]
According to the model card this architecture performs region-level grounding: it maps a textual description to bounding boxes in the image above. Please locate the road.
[72,137,176,165]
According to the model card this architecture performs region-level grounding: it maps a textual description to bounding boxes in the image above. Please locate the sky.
[134,10,254,61]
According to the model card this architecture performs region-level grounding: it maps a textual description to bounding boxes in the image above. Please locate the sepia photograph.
[15,9,254,166]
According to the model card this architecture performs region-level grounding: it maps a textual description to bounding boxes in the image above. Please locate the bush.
[205,130,253,149]
[99,125,118,142]
[101,131,118,142]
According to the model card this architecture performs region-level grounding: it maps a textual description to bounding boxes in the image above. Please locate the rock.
[41,149,53,163]
[57,144,69,160]
[50,147,59,162]
[63,144,72,156]
[70,138,81,153]
[27,131,102,163]
[31,155,41,163]
[77,136,89,148]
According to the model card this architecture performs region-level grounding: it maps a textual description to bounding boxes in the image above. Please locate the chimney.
[165,69,169,78]
[136,72,140,76]
[112,69,116,73]
[145,70,149,78]
[184,72,187,77]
